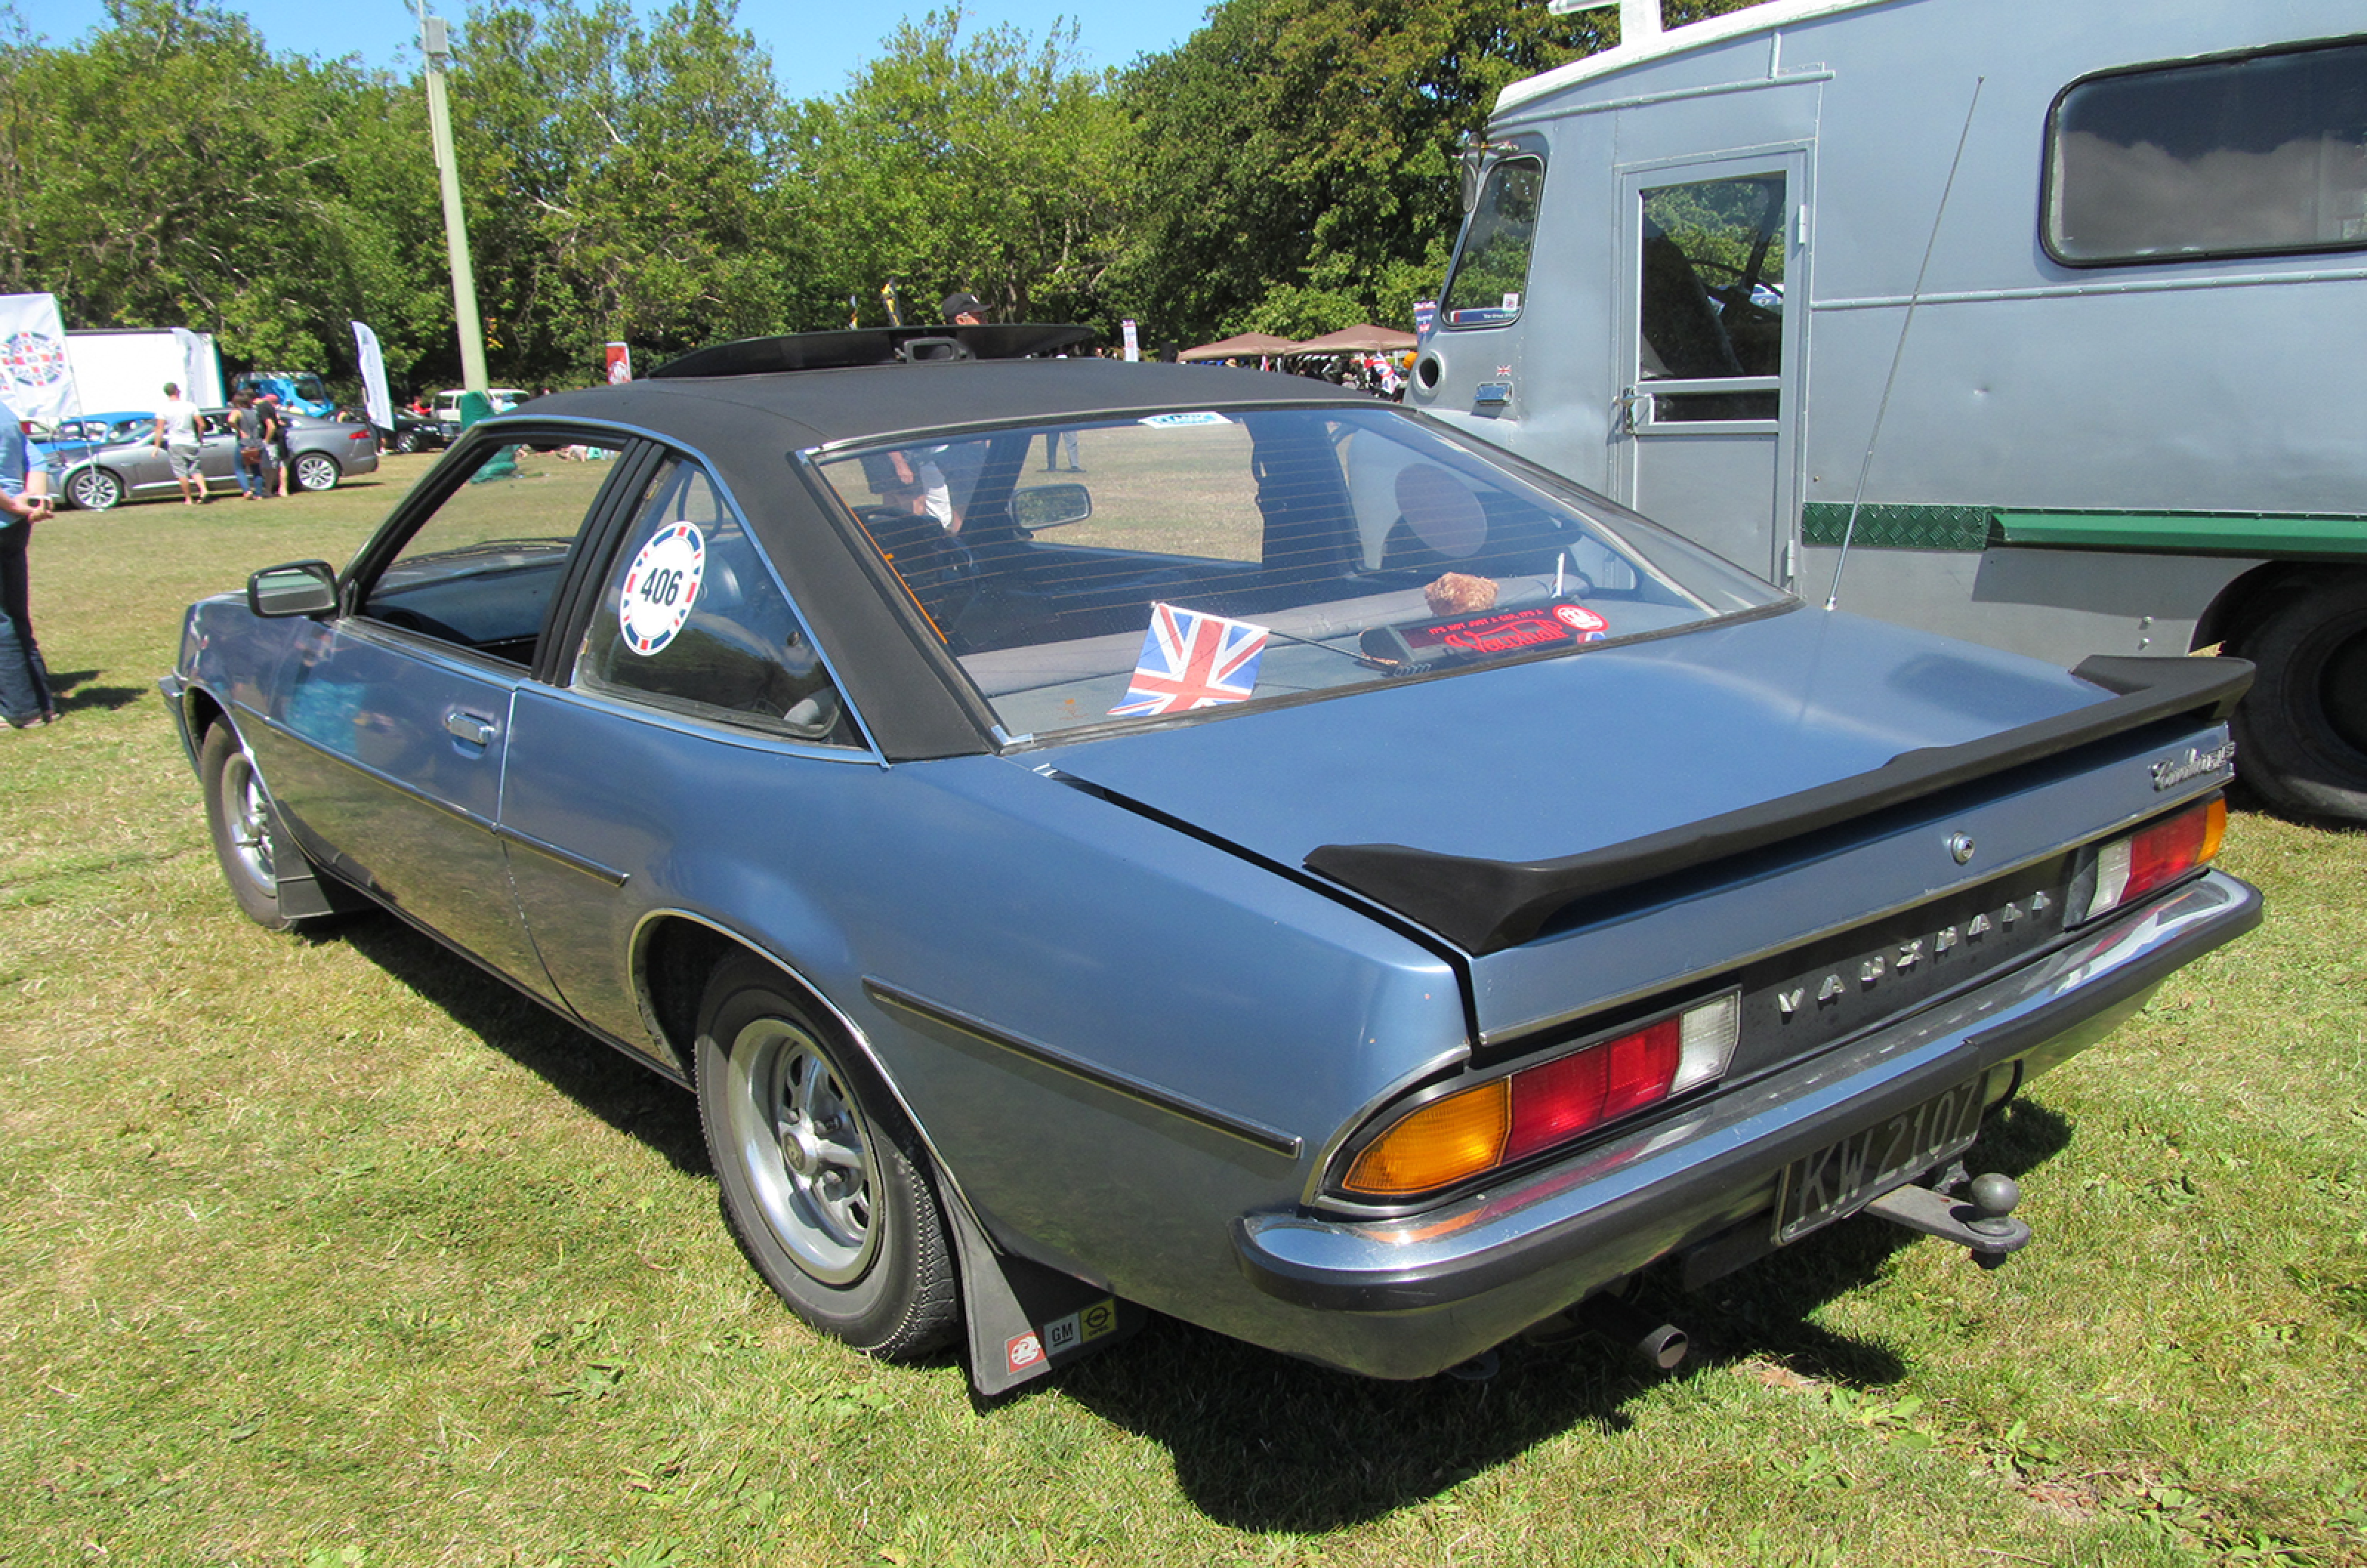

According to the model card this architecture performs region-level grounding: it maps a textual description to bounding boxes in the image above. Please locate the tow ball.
[1864,1172,2030,1268]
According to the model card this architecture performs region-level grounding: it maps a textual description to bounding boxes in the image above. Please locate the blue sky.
[26,0,1220,100]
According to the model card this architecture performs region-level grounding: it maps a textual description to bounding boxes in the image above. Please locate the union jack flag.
[1109,603,1270,716]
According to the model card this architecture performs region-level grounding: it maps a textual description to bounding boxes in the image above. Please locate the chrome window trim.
[389,416,889,766]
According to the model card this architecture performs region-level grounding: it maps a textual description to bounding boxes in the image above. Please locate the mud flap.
[941,1186,1144,1397]
[266,812,368,920]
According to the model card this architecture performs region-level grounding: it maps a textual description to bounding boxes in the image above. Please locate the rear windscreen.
[814,406,1784,741]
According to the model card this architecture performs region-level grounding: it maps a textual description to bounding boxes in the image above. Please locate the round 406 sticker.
[1553,603,1610,641]
[620,521,705,655]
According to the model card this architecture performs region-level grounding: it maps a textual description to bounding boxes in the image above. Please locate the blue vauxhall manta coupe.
[163,325,2260,1394]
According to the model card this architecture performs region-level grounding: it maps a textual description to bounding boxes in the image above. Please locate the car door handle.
[445,710,498,746]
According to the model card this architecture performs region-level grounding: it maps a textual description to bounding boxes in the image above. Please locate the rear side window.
[2046,38,2367,266]
[1441,158,1544,327]
[575,457,859,746]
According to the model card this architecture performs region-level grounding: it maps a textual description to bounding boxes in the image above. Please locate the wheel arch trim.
[626,907,992,1231]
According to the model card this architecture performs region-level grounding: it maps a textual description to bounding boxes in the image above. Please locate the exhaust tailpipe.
[1576,1293,1689,1371]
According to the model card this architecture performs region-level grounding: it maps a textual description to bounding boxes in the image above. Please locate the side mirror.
[248,560,339,618]
[1459,142,1486,214]
[1013,481,1093,531]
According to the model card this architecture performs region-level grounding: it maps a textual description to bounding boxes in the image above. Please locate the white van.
[430,387,531,442]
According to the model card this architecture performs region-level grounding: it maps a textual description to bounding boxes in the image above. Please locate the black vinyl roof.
[516,356,1365,451]
[473,353,1383,763]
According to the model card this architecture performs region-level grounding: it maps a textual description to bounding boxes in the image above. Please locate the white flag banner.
[351,320,394,433]
[0,292,78,423]
[170,327,212,406]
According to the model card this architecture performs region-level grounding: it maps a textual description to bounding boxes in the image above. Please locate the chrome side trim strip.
[493,824,630,887]
[253,714,498,834]
[862,978,1304,1160]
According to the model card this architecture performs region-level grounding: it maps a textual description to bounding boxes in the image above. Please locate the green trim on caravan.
[1801,505,2367,556]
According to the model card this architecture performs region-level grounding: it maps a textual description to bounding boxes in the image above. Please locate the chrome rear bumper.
[1234,871,2258,1342]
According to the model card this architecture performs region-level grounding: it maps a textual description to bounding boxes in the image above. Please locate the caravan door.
[1613,149,1806,585]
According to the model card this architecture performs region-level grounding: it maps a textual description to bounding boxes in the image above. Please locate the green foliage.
[0,0,447,380]
[448,0,818,375]
[797,10,1132,331]
[0,0,1771,383]
[1112,0,1613,343]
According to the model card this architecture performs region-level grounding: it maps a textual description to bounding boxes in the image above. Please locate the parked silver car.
[55,409,382,510]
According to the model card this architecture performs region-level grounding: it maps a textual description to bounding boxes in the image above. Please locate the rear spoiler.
[1304,655,2252,956]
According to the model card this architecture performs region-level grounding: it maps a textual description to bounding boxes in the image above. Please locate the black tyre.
[2229,576,2367,822]
[200,721,297,929]
[293,453,341,493]
[390,429,419,455]
[695,954,958,1358]
[66,467,123,511]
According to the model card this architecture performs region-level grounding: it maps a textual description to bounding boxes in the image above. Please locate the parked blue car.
[163,325,2260,1394]
[30,410,155,473]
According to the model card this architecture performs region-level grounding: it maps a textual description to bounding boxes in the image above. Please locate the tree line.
[0,0,1746,396]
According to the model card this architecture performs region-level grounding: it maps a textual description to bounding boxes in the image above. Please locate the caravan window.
[1441,158,1544,328]
[2046,38,2367,266]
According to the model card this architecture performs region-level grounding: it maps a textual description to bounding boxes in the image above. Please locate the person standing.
[0,395,58,729]
[259,393,289,497]
[154,381,207,505]
[229,391,266,500]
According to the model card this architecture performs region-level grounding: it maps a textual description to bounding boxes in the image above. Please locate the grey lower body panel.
[1229,871,2258,1377]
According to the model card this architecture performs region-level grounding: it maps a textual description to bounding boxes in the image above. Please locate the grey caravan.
[1408,0,2367,820]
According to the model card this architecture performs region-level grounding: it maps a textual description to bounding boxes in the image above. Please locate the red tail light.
[1342,990,1739,1199]
[2077,796,2225,923]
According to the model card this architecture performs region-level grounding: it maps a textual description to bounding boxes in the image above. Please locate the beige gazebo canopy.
[1176,332,1302,362]
[1286,324,1419,355]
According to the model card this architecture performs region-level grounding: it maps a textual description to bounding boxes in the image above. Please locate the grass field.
[2,466,2363,1567]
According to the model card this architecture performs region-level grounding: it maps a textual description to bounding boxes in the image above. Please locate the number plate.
[1772,1069,1991,1245]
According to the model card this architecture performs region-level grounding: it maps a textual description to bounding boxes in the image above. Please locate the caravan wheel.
[2230,577,2367,823]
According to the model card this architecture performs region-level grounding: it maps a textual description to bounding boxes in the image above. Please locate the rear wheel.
[389,429,419,455]
[2229,577,2367,822]
[695,954,957,1357]
[200,721,297,929]
[293,453,341,493]
[66,467,122,511]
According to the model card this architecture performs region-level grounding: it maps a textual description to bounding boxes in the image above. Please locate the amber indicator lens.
[1342,1079,1507,1196]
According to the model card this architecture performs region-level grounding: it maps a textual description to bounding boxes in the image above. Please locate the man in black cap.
[941,291,985,325]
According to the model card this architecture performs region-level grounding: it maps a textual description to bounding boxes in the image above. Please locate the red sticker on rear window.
[1399,602,1607,656]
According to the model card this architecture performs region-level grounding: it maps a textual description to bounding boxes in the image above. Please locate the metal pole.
[419,7,488,394]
